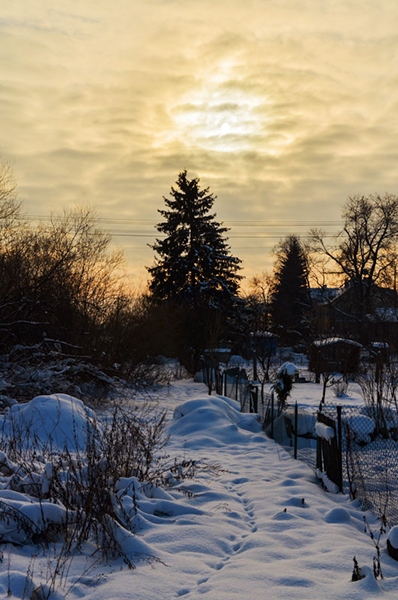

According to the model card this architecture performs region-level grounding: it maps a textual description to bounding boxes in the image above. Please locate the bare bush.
[0,171,187,393]
[332,378,348,398]
[357,360,398,434]
[0,398,216,574]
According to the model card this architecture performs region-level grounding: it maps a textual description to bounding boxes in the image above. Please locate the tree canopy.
[270,235,311,341]
[147,171,242,310]
[310,193,398,317]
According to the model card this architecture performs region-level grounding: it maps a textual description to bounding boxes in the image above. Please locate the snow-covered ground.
[1,376,398,599]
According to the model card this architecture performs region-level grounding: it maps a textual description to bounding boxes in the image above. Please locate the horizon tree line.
[1,159,398,386]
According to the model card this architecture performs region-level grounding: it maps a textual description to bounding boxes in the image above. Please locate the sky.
[1,0,398,286]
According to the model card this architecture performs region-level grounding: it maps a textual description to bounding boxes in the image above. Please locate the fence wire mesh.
[312,403,398,526]
[262,399,318,470]
[343,406,398,526]
[223,372,252,409]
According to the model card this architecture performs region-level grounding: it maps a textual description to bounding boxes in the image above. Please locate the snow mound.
[277,362,299,377]
[0,393,100,451]
[324,507,352,524]
[169,395,262,447]
[0,490,69,544]
[346,414,375,444]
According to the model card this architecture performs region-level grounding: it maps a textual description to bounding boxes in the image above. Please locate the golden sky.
[1,0,398,286]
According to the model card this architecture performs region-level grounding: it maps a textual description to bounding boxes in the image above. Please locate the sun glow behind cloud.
[158,60,294,155]
[1,0,398,284]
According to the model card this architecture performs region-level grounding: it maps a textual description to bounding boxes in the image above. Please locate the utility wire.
[21,214,341,241]
[23,214,341,227]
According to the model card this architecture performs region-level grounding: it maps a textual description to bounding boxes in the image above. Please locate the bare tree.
[245,272,273,333]
[310,194,398,318]
[0,159,22,243]
[0,205,128,364]
[0,159,18,211]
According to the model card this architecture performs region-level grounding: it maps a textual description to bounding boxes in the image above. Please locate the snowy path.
[176,475,261,598]
[126,379,398,600]
[2,378,398,599]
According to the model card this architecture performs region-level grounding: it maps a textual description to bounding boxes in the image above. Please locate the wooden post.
[294,402,298,460]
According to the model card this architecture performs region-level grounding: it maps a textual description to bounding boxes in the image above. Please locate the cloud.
[1,0,398,282]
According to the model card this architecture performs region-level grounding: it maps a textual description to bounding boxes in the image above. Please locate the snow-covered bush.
[345,414,375,445]
[0,393,99,453]
[387,526,398,561]
[332,378,348,398]
[0,394,204,570]
[271,362,298,414]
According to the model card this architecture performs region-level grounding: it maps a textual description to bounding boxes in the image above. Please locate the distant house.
[250,331,278,356]
[313,281,398,345]
[310,286,340,306]
[309,337,362,383]
[366,308,398,351]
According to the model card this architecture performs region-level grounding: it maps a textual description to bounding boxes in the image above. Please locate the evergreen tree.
[270,235,311,341]
[147,171,242,364]
[148,171,242,309]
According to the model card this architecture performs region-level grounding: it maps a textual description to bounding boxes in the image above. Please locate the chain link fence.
[281,402,398,527]
[204,365,398,526]
[340,405,398,526]
[241,390,398,526]
[261,397,318,470]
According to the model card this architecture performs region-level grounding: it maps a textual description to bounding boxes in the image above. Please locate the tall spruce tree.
[148,171,242,309]
[270,235,311,341]
[147,171,242,363]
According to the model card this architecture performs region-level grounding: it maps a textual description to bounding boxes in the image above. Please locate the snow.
[277,361,299,377]
[313,337,363,347]
[0,379,398,598]
[0,491,69,545]
[315,421,335,441]
[1,393,99,451]
[316,469,341,494]
[388,526,398,549]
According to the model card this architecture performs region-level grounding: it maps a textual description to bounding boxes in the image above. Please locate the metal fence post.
[270,391,274,439]
[337,404,343,492]
[316,406,322,472]
[250,385,258,413]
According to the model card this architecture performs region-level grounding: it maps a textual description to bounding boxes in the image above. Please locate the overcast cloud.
[1,0,398,282]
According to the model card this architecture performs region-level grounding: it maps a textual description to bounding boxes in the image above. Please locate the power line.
[109,233,338,239]
[21,214,341,240]
[23,214,341,227]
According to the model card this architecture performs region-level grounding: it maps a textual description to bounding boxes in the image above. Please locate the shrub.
[0,396,202,565]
